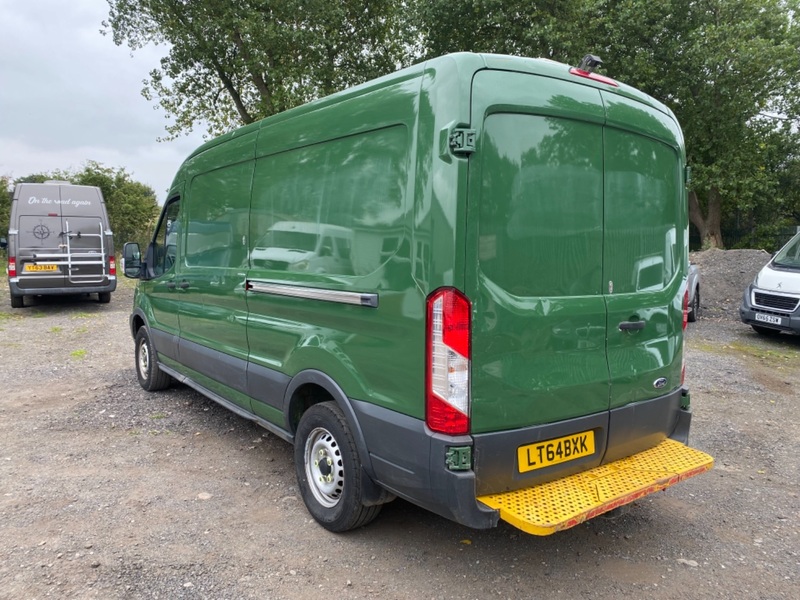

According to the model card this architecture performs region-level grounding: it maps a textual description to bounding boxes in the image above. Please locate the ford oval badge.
[653,377,668,389]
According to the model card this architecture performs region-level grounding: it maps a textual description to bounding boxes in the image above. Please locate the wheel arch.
[283,370,377,482]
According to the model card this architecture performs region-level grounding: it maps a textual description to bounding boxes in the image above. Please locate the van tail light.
[426,288,471,435]
[681,289,689,385]
[109,256,116,276]
[8,257,16,278]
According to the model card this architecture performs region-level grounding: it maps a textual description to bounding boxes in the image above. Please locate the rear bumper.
[739,284,800,334]
[9,278,117,297]
[352,387,696,531]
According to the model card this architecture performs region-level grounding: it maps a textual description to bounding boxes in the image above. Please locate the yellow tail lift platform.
[477,439,713,536]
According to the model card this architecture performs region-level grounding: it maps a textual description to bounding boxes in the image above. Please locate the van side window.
[152,199,181,277]
[250,126,409,277]
[186,162,252,268]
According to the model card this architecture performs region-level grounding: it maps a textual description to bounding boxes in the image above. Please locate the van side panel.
[246,81,423,421]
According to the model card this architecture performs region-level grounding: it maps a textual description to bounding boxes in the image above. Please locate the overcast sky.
[0,0,206,200]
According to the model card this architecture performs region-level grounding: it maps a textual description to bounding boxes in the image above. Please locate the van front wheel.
[294,402,382,532]
[134,328,171,391]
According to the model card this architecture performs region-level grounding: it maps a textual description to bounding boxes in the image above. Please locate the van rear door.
[467,69,688,492]
[59,186,110,288]
[15,184,68,290]
[601,94,685,420]
[467,71,610,437]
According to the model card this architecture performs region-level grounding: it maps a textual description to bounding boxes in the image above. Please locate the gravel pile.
[689,248,771,320]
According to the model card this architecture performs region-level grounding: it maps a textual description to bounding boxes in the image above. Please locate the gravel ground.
[0,251,798,600]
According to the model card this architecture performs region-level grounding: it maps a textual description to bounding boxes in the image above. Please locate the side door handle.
[166,280,177,290]
[178,280,190,289]
[619,320,646,331]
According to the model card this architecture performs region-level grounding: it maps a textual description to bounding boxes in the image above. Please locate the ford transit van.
[122,53,712,535]
[740,229,800,335]
[6,181,116,308]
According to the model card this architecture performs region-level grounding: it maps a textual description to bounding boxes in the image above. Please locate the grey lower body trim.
[604,387,685,463]
[179,337,248,395]
[248,361,292,411]
[350,398,499,529]
[150,327,180,363]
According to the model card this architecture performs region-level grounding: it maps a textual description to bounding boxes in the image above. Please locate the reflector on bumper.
[477,439,713,536]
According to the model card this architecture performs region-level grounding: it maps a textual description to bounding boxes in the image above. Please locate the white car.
[739,230,800,335]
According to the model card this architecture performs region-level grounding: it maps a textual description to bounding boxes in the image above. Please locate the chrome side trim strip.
[247,280,378,308]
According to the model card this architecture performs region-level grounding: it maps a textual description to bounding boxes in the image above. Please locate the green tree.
[104,0,414,139]
[414,0,587,61]
[1,175,12,242]
[571,0,800,248]
[72,162,160,250]
[415,0,800,248]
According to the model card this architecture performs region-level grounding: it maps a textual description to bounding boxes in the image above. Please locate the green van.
[122,53,712,535]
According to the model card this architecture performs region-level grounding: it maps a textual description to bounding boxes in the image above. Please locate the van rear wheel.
[98,292,111,303]
[294,402,382,532]
[134,328,171,391]
[10,294,24,309]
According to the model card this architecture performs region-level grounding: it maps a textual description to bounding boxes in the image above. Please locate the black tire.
[687,287,699,323]
[98,292,111,304]
[751,325,781,337]
[10,294,24,309]
[134,327,172,391]
[294,402,382,532]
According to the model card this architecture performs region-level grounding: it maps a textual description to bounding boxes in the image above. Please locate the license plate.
[24,264,58,272]
[755,313,781,325]
[517,431,595,473]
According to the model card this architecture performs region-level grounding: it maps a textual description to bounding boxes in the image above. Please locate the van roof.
[182,53,673,164]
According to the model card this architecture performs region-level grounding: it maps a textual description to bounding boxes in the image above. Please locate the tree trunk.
[688,188,724,249]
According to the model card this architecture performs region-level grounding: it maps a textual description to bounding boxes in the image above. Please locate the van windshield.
[261,230,317,252]
[772,231,800,269]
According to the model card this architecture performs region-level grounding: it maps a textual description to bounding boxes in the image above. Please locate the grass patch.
[149,412,168,420]
[724,340,800,362]
[70,349,87,359]
[71,312,94,320]
[50,326,63,333]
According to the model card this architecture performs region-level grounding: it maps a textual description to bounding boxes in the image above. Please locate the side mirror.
[123,242,142,278]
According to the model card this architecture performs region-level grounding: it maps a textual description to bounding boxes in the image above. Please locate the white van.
[740,229,800,335]
[5,181,116,308]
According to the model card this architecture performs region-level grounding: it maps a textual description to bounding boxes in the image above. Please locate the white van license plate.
[755,313,781,325]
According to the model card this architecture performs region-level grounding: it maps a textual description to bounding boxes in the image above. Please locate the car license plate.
[755,313,781,325]
[24,264,58,272]
[517,431,595,473]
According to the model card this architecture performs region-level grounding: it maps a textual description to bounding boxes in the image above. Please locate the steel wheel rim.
[138,339,150,378]
[304,426,344,508]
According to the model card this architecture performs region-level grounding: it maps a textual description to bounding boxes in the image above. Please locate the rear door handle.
[179,280,190,289]
[619,320,646,331]
[166,280,177,290]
